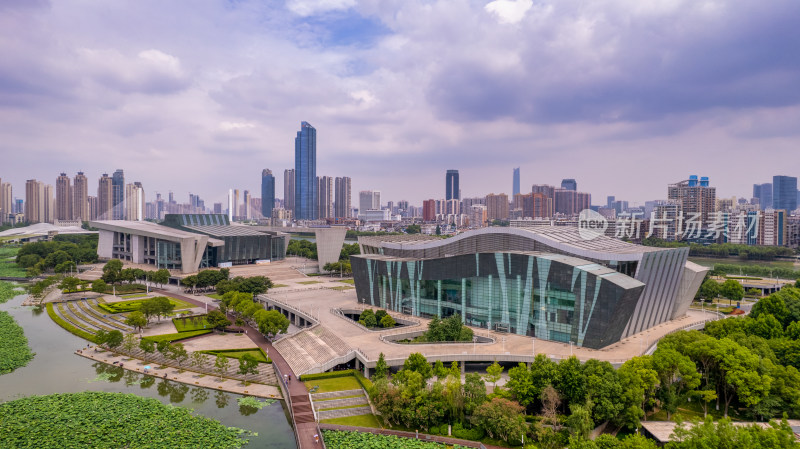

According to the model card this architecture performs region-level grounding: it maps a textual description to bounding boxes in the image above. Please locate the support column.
[437,280,442,317]
[461,360,465,374]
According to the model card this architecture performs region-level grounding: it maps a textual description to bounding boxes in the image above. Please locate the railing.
[379,330,496,346]
[260,294,320,326]
[329,307,421,333]
[642,311,723,356]
[271,362,301,449]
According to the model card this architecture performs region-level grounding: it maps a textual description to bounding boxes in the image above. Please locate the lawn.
[207,293,224,300]
[328,286,354,291]
[199,348,271,363]
[142,329,212,343]
[272,284,288,288]
[172,314,211,332]
[0,261,27,278]
[321,414,382,428]
[338,279,355,285]
[98,296,195,314]
[120,293,148,299]
[297,280,322,285]
[305,375,362,393]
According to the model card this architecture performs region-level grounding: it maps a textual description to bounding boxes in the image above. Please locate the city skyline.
[1,1,799,205]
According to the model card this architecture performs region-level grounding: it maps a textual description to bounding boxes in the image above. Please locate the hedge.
[142,329,212,343]
[46,303,99,344]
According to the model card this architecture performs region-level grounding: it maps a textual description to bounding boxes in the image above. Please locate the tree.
[359,309,376,327]
[698,279,720,301]
[105,330,124,350]
[214,354,230,380]
[139,338,155,364]
[206,309,231,331]
[464,372,487,415]
[150,296,175,322]
[191,351,208,370]
[152,269,170,287]
[253,309,289,338]
[693,389,718,417]
[402,352,433,381]
[102,259,123,284]
[95,329,109,346]
[651,348,701,419]
[91,279,107,294]
[125,311,147,333]
[565,402,594,440]
[157,340,172,360]
[435,224,441,235]
[617,356,658,429]
[720,279,745,305]
[583,359,624,424]
[374,352,389,379]
[380,314,396,328]
[170,343,189,370]
[54,260,77,274]
[541,385,562,430]
[238,353,259,385]
[406,224,421,234]
[486,361,504,391]
[181,275,199,293]
[139,299,160,324]
[556,356,588,406]
[122,333,138,354]
[59,277,80,293]
[471,397,528,443]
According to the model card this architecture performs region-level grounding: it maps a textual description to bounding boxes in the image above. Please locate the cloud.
[77,48,189,95]
[286,0,356,17]
[484,0,533,24]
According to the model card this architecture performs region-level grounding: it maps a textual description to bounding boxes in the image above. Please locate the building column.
[460,360,465,374]
[437,280,442,317]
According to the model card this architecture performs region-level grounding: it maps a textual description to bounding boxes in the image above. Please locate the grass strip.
[199,348,271,363]
[142,329,212,343]
[46,303,99,343]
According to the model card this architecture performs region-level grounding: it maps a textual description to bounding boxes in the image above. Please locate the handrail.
[271,362,301,449]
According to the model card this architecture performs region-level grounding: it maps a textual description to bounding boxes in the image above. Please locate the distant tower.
[261,169,275,219]
[773,175,798,212]
[111,169,125,219]
[561,178,577,191]
[446,169,460,201]
[294,121,317,220]
[284,169,295,215]
[335,177,352,219]
[73,172,89,221]
[97,174,113,220]
[512,167,520,197]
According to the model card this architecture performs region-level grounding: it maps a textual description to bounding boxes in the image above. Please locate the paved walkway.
[155,288,321,449]
[76,348,281,398]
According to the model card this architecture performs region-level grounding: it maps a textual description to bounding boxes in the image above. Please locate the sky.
[1,0,800,208]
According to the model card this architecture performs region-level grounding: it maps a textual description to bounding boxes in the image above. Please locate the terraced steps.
[311,389,364,400]
[317,406,372,420]
[77,300,133,332]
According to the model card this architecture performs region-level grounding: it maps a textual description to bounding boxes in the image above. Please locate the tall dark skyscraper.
[111,169,125,219]
[561,178,577,191]
[446,169,459,201]
[294,121,317,220]
[335,176,351,219]
[261,169,275,218]
[753,183,772,210]
[284,168,295,214]
[512,167,520,197]
[773,175,798,211]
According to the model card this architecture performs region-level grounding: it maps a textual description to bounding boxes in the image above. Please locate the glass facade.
[261,169,275,218]
[295,122,317,220]
[352,252,644,349]
[773,175,798,212]
[446,169,459,201]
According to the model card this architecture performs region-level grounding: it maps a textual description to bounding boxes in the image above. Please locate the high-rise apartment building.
[359,190,381,214]
[446,169,460,201]
[233,189,240,220]
[97,174,113,220]
[762,209,788,246]
[261,169,275,219]
[334,176,352,219]
[73,172,89,221]
[125,182,145,221]
[316,176,334,219]
[521,192,551,218]
[25,179,42,223]
[485,193,509,221]
[773,175,798,212]
[753,183,772,210]
[88,196,98,221]
[284,169,295,215]
[0,182,12,223]
[667,175,716,223]
[422,199,436,222]
[111,169,125,220]
[55,173,72,221]
[561,178,577,191]
[294,121,317,220]
[554,188,576,215]
[469,205,488,228]
[512,167,520,197]
[43,184,54,223]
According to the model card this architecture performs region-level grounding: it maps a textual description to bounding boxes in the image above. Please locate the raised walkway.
[155,288,322,449]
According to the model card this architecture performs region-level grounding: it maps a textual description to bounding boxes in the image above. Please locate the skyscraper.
[294,121,317,220]
[55,173,72,221]
[97,174,113,220]
[667,175,716,223]
[773,175,798,212]
[335,176,352,219]
[512,167,520,197]
[87,196,98,221]
[73,172,89,221]
[485,193,509,221]
[261,169,275,219]
[43,184,54,223]
[561,178,577,191]
[446,169,460,201]
[422,199,436,221]
[111,169,125,220]
[316,176,334,219]
[753,183,773,210]
[284,168,295,215]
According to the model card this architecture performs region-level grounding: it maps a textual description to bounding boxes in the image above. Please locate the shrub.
[300,369,356,381]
